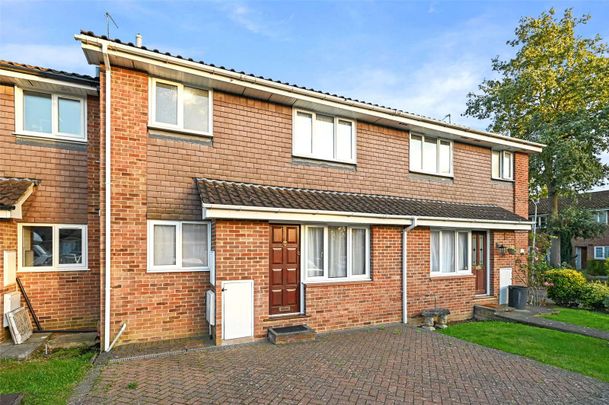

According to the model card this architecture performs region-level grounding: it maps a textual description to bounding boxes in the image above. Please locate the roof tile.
[195,178,528,222]
[0,178,38,210]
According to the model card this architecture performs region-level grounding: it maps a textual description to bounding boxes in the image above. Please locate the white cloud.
[0,43,94,75]
[220,2,292,40]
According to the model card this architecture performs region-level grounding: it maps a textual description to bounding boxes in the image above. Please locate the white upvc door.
[222,280,254,340]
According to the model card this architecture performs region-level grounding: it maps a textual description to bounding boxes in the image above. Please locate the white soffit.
[0,69,97,96]
[77,37,543,154]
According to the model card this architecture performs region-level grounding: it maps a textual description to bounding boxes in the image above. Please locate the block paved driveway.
[78,325,609,404]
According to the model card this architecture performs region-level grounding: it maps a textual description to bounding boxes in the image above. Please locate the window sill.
[148,124,212,138]
[292,154,356,167]
[14,132,87,144]
[18,267,89,273]
[409,169,453,179]
[147,268,210,273]
[304,278,372,287]
[491,177,514,183]
[429,273,474,280]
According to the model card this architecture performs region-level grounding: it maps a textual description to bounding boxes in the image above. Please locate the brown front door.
[269,225,300,315]
[472,231,487,295]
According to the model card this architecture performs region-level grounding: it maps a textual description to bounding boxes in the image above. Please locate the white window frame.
[148,78,213,137]
[147,220,211,273]
[17,223,88,272]
[430,229,472,276]
[302,225,370,283]
[409,133,453,177]
[593,210,608,224]
[292,109,357,165]
[14,87,87,142]
[491,150,514,181]
[593,246,609,260]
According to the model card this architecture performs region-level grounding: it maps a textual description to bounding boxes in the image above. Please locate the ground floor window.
[147,220,210,272]
[18,224,87,271]
[593,246,609,260]
[303,225,370,282]
[430,229,471,275]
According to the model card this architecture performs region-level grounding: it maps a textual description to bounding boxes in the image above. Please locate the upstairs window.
[594,210,608,224]
[150,78,212,136]
[293,109,356,164]
[15,88,86,141]
[409,134,452,176]
[492,150,513,180]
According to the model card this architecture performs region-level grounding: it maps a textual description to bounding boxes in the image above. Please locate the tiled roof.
[78,30,536,145]
[195,178,528,222]
[530,190,609,215]
[0,60,98,86]
[0,178,38,210]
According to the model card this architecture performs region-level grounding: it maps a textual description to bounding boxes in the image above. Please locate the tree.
[465,8,609,266]
[550,206,606,264]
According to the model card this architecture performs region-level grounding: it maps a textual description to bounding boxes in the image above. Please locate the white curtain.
[329,227,347,278]
[313,114,334,160]
[431,231,439,272]
[307,227,324,277]
[182,224,208,267]
[441,231,455,273]
[154,224,176,266]
[458,232,468,271]
[352,229,366,275]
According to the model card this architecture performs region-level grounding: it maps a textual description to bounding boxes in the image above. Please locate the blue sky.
[1,0,608,131]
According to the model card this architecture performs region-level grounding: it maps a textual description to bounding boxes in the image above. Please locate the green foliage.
[0,348,94,405]
[585,259,609,276]
[440,321,609,382]
[553,207,607,264]
[580,282,609,310]
[465,8,609,265]
[544,268,587,306]
[542,307,609,331]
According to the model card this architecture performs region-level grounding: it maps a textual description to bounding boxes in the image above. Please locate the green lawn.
[541,308,609,332]
[0,348,94,404]
[440,321,609,382]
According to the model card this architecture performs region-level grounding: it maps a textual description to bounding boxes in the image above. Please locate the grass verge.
[439,321,609,382]
[541,307,609,332]
[0,348,94,404]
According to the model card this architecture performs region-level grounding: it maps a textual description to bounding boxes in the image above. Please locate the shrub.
[585,259,609,276]
[545,269,587,307]
[579,282,609,310]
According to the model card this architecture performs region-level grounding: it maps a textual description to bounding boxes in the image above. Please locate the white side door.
[222,280,254,340]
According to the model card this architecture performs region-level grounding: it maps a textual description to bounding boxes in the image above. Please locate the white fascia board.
[0,210,11,219]
[203,204,532,230]
[0,69,98,94]
[76,36,543,153]
[203,206,414,225]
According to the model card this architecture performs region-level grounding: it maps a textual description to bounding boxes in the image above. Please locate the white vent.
[206,290,215,326]
[4,291,21,327]
[4,250,16,287]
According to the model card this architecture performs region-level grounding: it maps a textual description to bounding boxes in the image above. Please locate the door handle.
[221,288,227,292]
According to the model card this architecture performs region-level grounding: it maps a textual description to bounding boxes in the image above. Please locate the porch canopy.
[0,178,38,219]
[195,178,532,231]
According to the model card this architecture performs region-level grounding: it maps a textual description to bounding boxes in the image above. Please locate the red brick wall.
[407,227,529,321]
[213,221,402,343]
[304,225,402,332]
[514,152,529,218]
[0,83,100,330]
[148,91,517,221]
[100,67,209,345]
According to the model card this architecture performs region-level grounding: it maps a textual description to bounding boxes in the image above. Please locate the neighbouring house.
[0,31,542,348]
[530,190,609,270]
